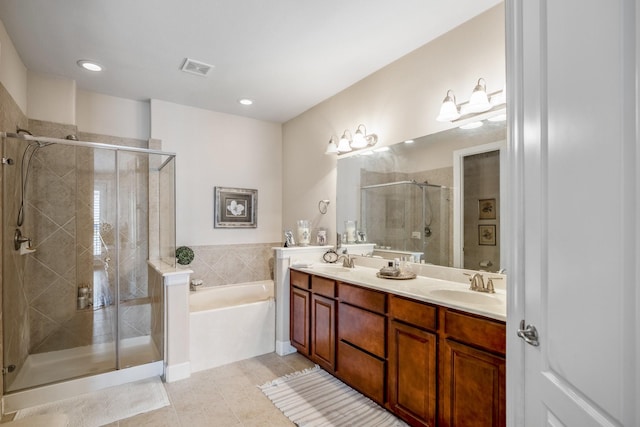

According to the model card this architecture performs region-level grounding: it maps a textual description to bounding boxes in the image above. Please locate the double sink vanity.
[288,259,506,427]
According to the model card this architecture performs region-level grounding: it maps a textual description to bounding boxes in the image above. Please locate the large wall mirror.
[336,119,506,272]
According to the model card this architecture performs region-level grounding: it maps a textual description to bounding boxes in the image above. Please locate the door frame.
[505,0,526,425]
[452,140,507,270]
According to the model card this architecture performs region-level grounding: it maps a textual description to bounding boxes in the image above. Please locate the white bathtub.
[189,280,275,373]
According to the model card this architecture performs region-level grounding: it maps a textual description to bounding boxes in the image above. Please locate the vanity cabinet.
[336,282,387,404]
[290,271,311,355]
[289,269,506,426]
[310,275,336,371]
[438,309,506,427]
[388,296,438,427]
[289,271,337,371]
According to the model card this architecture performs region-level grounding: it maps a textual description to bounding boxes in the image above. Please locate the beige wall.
[76,90,151,140]
[282,4,505,245]
[27,71,76,125]
[150,99,283,246]
[0,20,27,114]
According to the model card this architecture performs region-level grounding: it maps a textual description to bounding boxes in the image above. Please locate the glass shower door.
[2,134,170,394]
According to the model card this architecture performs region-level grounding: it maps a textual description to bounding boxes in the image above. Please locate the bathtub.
[189,280,275,373]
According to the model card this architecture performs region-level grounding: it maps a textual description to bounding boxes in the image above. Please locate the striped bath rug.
[259,365,408,427]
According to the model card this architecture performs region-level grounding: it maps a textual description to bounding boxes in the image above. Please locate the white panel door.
[507,0,639,426]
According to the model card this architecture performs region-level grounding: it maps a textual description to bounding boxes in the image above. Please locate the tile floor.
[1,352,315,426]
[112,352,315,426]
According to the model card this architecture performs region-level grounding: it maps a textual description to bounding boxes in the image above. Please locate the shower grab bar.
[1,132,176,157]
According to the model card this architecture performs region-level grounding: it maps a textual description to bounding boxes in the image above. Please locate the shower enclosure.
[360,180,451,265]
[1,132,176,394]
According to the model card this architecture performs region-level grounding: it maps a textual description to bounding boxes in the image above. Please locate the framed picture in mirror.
[478,198,496,220]
[478,224,496,246]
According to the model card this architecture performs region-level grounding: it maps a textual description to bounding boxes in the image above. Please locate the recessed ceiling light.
[77,60,103,72]
[404,139,414,144]
[238,98,254,106]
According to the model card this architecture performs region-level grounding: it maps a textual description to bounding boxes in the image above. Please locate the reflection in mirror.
[337,120,506,271]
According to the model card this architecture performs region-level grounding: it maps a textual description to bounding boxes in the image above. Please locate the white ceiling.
[0,0,502,123]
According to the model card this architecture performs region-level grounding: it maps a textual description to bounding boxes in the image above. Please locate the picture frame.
[478,224,496,246]
[214,187,257,228]
[284,230,296,247]
[478,198,497,220]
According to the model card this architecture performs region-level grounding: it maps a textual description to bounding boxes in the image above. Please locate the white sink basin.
[310,265,353,274]
[428,289,503,306]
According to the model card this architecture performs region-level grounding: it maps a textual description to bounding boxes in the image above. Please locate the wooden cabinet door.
[388,320,437,427]
[290,286,310,355]
[439,338,505,427]
[311,294,335,371]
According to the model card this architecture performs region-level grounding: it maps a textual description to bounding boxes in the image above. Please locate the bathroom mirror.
[336,119,506,271]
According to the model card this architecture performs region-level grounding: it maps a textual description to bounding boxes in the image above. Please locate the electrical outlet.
[411,231,421,239]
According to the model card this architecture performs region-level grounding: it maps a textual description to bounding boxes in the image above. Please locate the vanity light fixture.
[327,124,379,155]
[77,60,103,72]
[436,90,461,122]
[436,79,506,125]
[337,130,353,153]
[465,78,492,113]
[351,124,369,148]
[325,136,339,154]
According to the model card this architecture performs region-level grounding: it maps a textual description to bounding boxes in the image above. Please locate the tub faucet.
[190,279,203,291]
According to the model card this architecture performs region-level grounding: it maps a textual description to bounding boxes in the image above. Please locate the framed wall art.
[478,224,496,246]
[478,198,496,220]
[214,187,257,228]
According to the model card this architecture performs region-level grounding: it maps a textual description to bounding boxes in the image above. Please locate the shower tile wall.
[0,82,30,393]
[187,243,279,288]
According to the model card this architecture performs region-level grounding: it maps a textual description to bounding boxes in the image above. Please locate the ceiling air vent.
[181,58,214,77]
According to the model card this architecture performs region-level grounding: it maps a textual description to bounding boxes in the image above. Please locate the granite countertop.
[290,263,506,322]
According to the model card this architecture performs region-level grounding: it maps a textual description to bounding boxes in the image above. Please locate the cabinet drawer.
[338,282,386,313]
[389,295,437,331]
[442,309,506,355]
[338,303,386,358]
[290,270,310,289]
[337,341,385,404]
[311,275,336,298]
